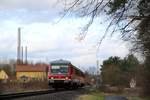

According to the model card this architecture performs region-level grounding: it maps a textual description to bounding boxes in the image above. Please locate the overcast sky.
[0,0,129,70]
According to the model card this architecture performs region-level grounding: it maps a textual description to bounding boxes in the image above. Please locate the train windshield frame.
[50,65,68,75]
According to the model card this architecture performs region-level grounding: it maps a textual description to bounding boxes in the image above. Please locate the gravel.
[5,88,128,100]
[11,89,85,100]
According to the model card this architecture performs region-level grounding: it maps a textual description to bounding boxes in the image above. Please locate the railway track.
[0,89,62,100]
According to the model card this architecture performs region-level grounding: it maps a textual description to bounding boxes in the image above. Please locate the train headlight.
[65,77,68,80]
[51,77,54,79]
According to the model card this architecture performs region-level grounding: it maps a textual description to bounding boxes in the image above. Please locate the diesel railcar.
[48,59,85,89]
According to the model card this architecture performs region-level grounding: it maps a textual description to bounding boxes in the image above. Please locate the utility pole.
[96,59,99,88]
[95,46,101,89]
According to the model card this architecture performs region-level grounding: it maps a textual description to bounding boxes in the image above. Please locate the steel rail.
[0,89,60,100]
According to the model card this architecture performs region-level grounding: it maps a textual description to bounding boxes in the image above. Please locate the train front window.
[51,65,68,74]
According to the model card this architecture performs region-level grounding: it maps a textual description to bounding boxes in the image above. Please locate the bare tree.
[59,0,149,49]
[59,1,126,35]
[59,0,150,95]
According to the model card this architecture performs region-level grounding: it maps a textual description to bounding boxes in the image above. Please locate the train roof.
[50,59,71,65]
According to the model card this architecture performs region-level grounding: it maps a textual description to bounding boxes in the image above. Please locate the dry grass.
[1,80,49,94]
[77,91,104,100]
[127,97,148,100]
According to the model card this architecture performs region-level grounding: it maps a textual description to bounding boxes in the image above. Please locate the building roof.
[50,59,71,65]
[16,64,48,72]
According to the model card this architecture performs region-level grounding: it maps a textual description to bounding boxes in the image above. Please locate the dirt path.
[105,96,128,100]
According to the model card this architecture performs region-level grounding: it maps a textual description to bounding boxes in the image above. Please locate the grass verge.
[77,91,104,100]
[128,97,150,100]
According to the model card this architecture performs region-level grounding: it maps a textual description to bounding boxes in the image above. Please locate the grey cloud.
[0,0,58,10]
[0,9,60,24]
[0,0,63,24]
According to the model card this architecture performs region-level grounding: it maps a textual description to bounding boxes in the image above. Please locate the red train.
[48,59,85,89]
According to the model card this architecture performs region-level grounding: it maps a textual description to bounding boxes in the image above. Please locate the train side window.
[75,69,81,76]
[70,67,73,74]
[75,69,78,75]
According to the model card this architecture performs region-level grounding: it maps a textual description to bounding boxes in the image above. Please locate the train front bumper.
[48,79,71,85]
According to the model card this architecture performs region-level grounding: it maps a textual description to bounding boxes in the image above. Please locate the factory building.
[16,64,48,81]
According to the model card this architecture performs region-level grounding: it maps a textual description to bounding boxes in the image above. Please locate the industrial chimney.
[17,27,21,64]
[21,46,23,64]
[25,46,28,64]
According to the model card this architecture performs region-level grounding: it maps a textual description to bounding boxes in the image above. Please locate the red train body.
[48,59,85,89]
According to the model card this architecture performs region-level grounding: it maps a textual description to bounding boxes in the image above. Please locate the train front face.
[48,64,71,88]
